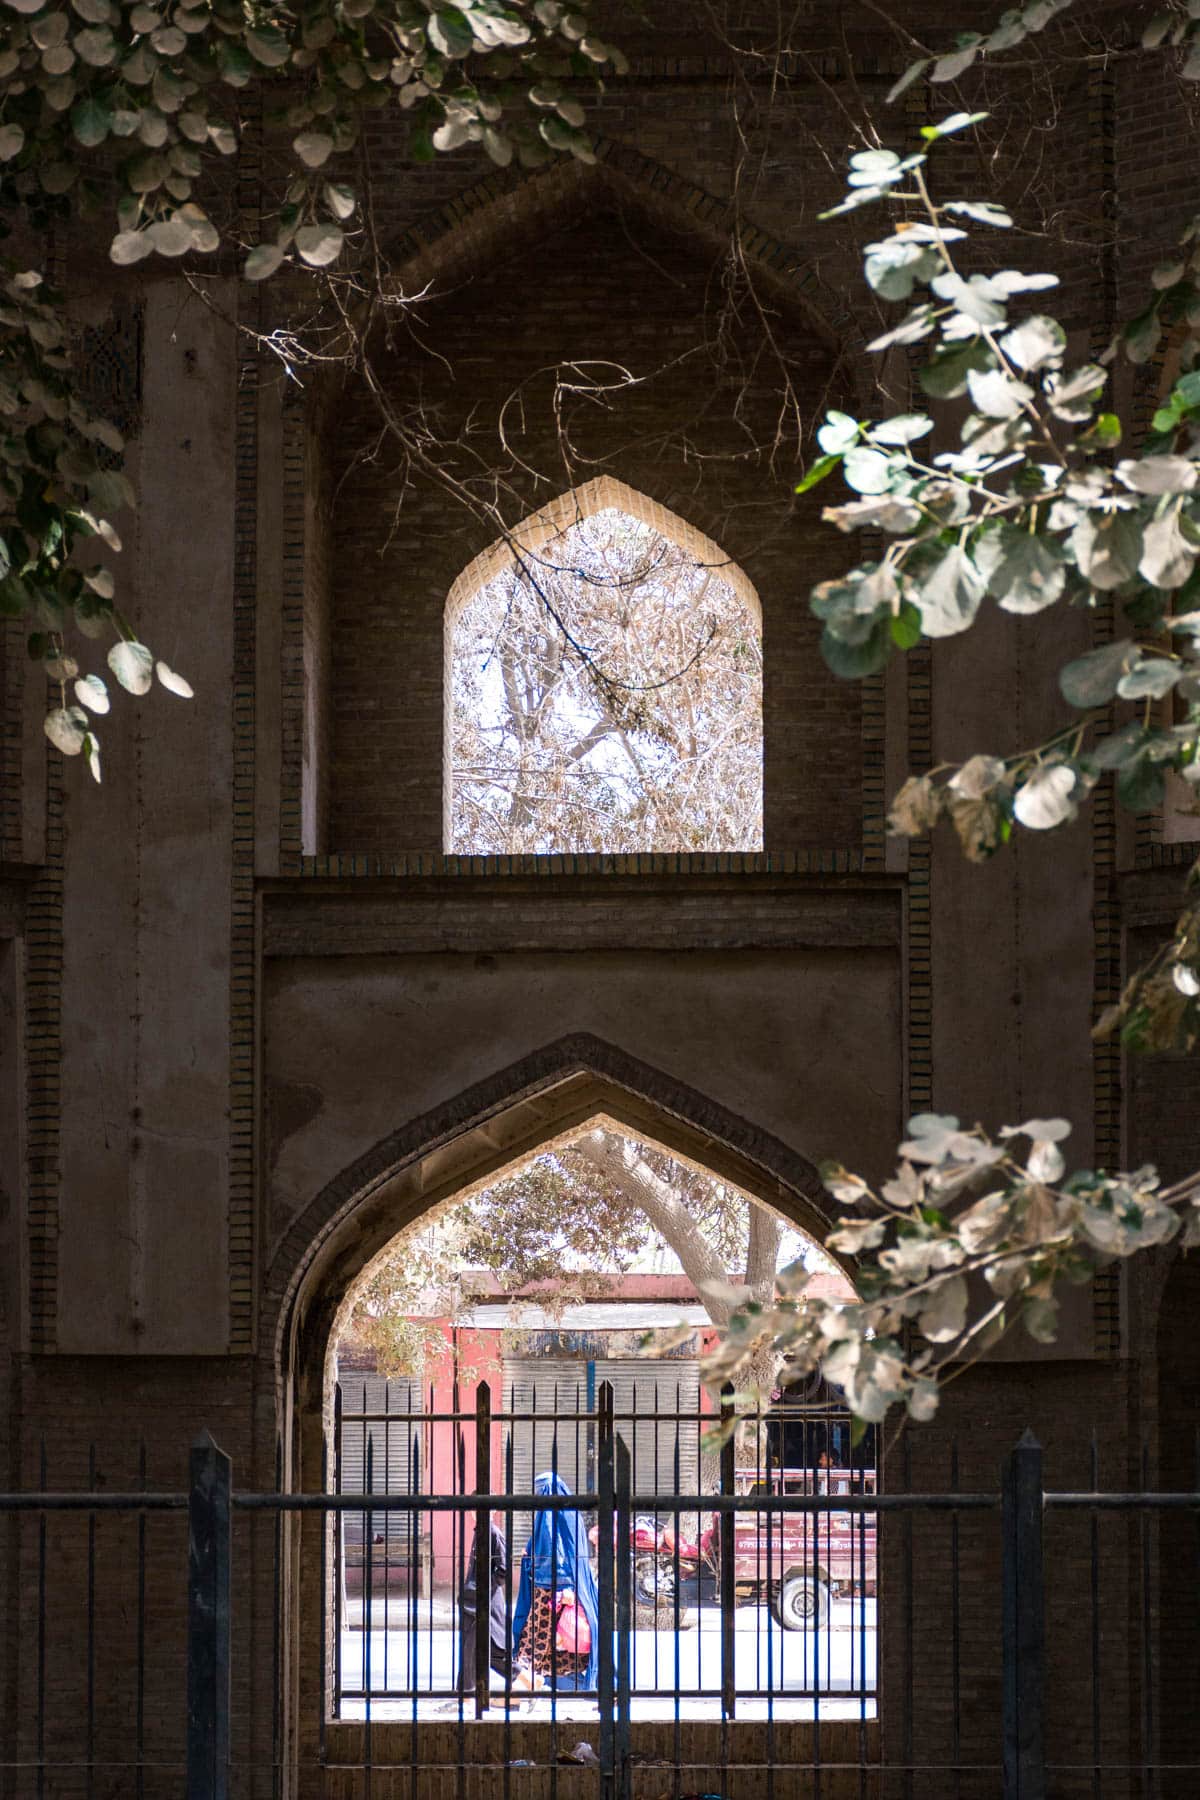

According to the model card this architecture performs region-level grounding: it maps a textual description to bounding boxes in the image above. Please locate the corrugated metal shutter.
[601,1360,701,1498]
[500,1357,701,1555]
[336,1374,424,1553]
[502,1361,592,1557]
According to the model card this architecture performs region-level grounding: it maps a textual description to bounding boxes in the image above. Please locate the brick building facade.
[1,4,1199,1795]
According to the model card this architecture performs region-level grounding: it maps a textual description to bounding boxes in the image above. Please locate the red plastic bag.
[555,1599,592,1658]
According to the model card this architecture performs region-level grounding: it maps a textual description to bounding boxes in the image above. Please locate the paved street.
[338,1597,877,1721]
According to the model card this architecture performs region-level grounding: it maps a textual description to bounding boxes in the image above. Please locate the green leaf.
[428,9,474,56]
[944,199,1012,227]
[872,413,933,446]
[931,39,981,82]
[1140,509,1197,589]
[999,315,1066,372]
[293,130,334,168]
[245,25,291,67]
[44,706,88,756]
[824,494,922,534]
[110,230,155,266]
[324,182,357,221]
[155,660,193,698]
[244,243,285,281]
[1070,512,1143,590]
[886,58,930,103]
[73,673,109,714]
[1118,757,1166,813]
[974,527,1066,614]
[1083,412,1121,449]
[107,639,154,695]
[967,365,1033,418]
[794,452,842,495]
[1045,363,1107,421]
[816,410,859,455]
[912,544,987,638]
[864,235,939,300]
[842,447,893,494]
[294,223,344,267]
[1116,454,1198,496]
[1013,762,1078,829]
[1124,306,1163,366]
[920,341,993,399]
[820,619,892,677]
[923,110,988,138]
[1116,657,1182,700]
[1059,638,1136,709]
[71,96,112,147]
[890,602,923,648]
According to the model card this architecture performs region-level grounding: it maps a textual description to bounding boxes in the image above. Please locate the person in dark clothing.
[457,1517,511,1698]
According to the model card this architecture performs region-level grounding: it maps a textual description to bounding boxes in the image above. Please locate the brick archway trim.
[377,137,853,360]
[266,1031,840,1379]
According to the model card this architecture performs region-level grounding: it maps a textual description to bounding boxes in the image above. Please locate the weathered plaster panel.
[264,941,903,1242]
[57,281,235,1355]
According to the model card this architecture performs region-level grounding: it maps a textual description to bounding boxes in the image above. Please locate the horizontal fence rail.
[2,1420,1200,1800]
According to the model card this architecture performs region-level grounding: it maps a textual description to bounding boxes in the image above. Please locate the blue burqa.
[511,1471,600,1692]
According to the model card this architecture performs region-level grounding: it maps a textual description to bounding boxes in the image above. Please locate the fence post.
[474,1381,492,1719]
[1002,1429,1046,1800]
[596,1382,615,1800]
[615,1433,633,1800]
[719,1385,736,1723]
[187,1432,232,1800]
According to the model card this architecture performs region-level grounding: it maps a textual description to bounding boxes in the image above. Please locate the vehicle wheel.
[633,1552,676,1608]
[772,1573,831,1631]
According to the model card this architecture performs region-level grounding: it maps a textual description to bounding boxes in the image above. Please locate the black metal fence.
[330,1378,877,1716]
[1,1418,1198,1800]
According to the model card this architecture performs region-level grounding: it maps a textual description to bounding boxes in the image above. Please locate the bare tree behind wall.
[343,1129,808,1401]
[449,509,763,854]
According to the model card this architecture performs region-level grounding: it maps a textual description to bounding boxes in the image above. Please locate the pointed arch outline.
[443,474,763,847]
[267,1031,843,1392]
[375,138,854,364]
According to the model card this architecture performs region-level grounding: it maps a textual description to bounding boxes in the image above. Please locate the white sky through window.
[450,507,762,854]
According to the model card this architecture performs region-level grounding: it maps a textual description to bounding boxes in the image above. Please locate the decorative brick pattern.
[861,669,886,872]
[231,358,259,1353]
[297,848,861,879]
[0,618,22,864]
[281,394,307,873]
[1088,60,1122,1356]
[24,758,62,1351]
[905,647,932,1121]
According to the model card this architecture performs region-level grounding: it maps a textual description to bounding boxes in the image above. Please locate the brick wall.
[321,200,860,855]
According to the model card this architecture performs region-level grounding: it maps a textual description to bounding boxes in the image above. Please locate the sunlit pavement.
[338,1598,877,1722]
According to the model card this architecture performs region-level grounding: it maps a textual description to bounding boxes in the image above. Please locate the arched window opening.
[448,497,763,855]
[324,1125,875,1726]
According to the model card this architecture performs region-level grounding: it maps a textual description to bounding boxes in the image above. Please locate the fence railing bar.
[225,1490,954,1513]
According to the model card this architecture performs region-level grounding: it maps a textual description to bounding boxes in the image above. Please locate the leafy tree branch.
[0,0,623,774]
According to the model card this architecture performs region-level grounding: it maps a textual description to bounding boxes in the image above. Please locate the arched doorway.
[325,1122,865,1725]
[262,1040,876,1793]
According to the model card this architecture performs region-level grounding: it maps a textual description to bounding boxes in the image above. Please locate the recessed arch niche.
[265,1034,853,1785]
[268,1033,844,1411]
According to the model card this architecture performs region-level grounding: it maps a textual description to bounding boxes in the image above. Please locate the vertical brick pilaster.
[25,755,62,1351]
[1089,59,1122,1356]
[280,395,306,872]
[230,359,257,1353]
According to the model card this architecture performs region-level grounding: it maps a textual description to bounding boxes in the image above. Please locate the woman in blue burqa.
[511,1471,600,1692]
